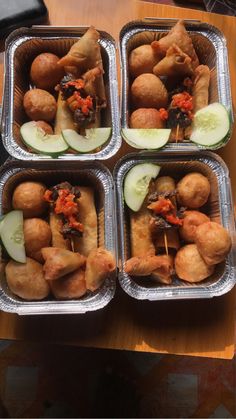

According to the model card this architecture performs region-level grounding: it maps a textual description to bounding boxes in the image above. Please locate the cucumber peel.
[62,128,111,152]
[124,163,161,212]
[122,128,171,150]
[0,210,26,263]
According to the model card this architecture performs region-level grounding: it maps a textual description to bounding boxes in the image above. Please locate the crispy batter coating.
[24,218,52,263]
[130,108,165,129]
[131,74,168,109]
[49,268,87,299]
[12,181,48,218]
[6,257,50,300]
[179,210,210,243]
[85,247,116,291]
[195,221,232,265]
[153,44,194,77]
[23,89,57,122]
[42,247,86,280]
[150,254,175,284]
[30,53,64,91]
[177,172,210,209]
[175,244,214,282]
[125,254,173,276]
[129,44,162,78]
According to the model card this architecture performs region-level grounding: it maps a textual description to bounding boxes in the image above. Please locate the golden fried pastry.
[42,247,86,280]
[130,108,165,129]
[49,268,87,299]
[195,221,232,265]
[30,53,65,91]
[179,210,210,243]
[49,211,71,250]
[151,20,199,69]
[12,181,48,218]
[153,44,194,77]
[177,172,210,209]
[150,254,174,284]
[85,247,116,291]
[175,244,214,282]
[129,44,162,78]
[125,254,173,276]
[35,120,53,134]
[131,74,168,109]
[23,89,57,122]
[24,218,52,263]
[6,257,50,300]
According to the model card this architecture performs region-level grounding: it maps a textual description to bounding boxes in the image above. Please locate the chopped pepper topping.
[159,108,169,121]
[147,196,183,227]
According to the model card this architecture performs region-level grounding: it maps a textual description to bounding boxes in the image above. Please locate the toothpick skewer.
[164,231,169,256]
[176,124,180,143]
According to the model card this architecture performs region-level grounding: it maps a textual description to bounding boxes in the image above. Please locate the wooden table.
[0,0,235,359]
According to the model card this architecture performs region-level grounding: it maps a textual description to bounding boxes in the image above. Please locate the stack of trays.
[0,20,235,315]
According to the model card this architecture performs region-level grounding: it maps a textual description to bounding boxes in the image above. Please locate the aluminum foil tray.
[0,159,117,315]
[1,26,121,161]
[114,151,236,300]
[119,19,233,151]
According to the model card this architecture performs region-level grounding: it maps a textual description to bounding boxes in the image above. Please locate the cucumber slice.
[0,210,26,263]
[190,103,230,147]
[62,128,111,152]
[20,121,69,155]
[124,163,161,212]
[122,128,171,150]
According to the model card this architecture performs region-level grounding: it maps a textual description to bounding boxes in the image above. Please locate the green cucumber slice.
[190,103,230,147]
[20,121,69,155]
[62,128,111,152]
[122,128,171,149]
[124,163,161,212]
[0,210,26,263]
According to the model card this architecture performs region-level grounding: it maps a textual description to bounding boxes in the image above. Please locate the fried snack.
[153,229,180,252]
[42,247,86,280]
[125,254,173,276]
[151,20,199,69]
[130,197,155,258]
[155,176,176,197]
[24,218,52,263]
[58,26,106,105]
[23,89,57,122]
[151,254,174,284]
[49,268,87,299]
[49,211,71,250]
[175,244,214,282]
[54,92,75,134]
[129,44,162,78]
[169,126,185,142]
[195,221,232,265]
[6,257,50,300]
[131,74,168,109]
[177,172,210,209]
[12,181,47,218]
[179,210,210,243]
[85,247,116,291]
[185,65,210,139]
[30,53,64,91]
[130,108,165,129]
[153,44,194,77]
[35,121,53,134]
[73,186,97,257]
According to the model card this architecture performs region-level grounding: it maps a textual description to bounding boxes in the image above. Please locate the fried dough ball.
[5,257,50,300]
[131,74,168,109]
[35,120,53,134]
[49,268,87,300]
[130,108,165,128]
[30,53,64,91]
[129,45,161,78]
[175,244,214,282]
[24,218,52,263]
[12,181,48,218]
[177,172,210,209]
[195,221,232,265]
[179,210,210,243]
[23,89,57,121]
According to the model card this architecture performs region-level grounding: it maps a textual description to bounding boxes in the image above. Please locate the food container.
[119,19,233,151]
[0,159,117,314]
[1,26,121,160]
[115,151,236,300]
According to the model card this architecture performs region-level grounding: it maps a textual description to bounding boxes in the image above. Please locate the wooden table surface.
[0,0,235,359]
